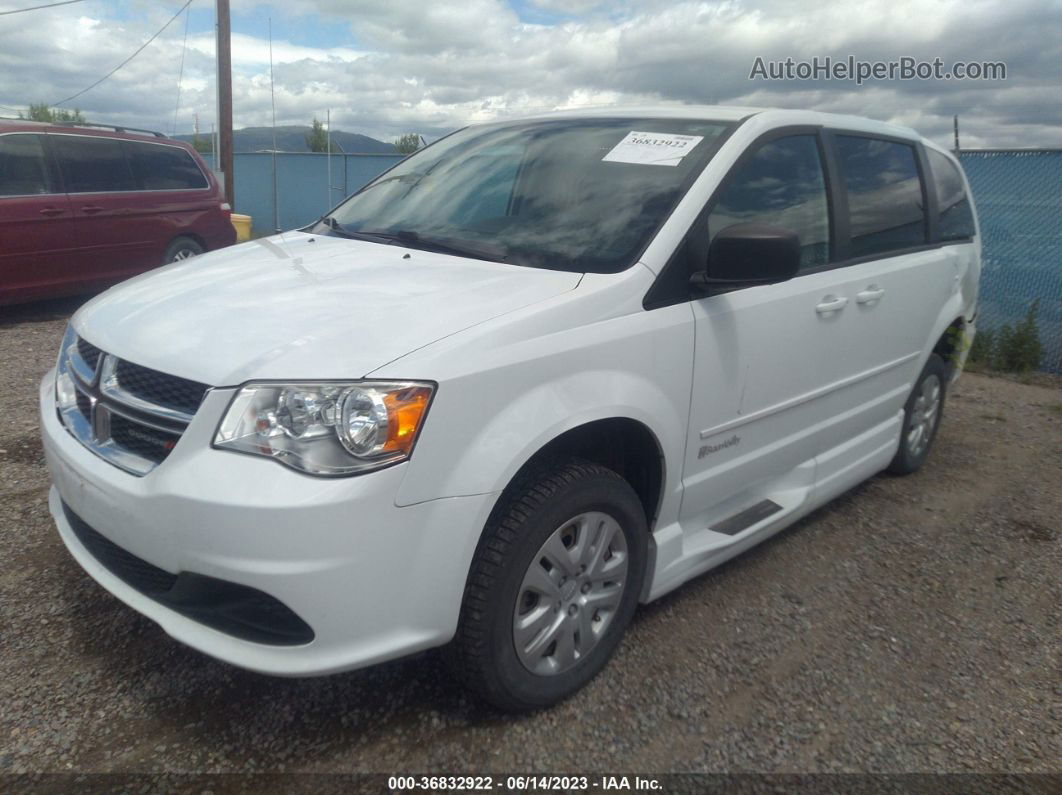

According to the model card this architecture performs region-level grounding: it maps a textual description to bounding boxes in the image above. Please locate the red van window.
[0,134,51,196]
[128,141,208,191]
[52,135,137,193]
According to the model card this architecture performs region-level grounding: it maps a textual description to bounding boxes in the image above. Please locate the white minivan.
[41,107,980,711]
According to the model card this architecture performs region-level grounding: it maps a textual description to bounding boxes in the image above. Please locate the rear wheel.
[163,236,204,264]
[887,353,946,475]
[448,458,647,711]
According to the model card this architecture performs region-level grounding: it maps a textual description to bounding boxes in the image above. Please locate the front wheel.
[887,353,947,475]
[448,459,648,711]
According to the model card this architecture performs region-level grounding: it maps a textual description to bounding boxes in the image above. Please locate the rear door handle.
[81,205,104,214]
[38,207,65,217]
[815,295,848,314]
[856,285,886,304]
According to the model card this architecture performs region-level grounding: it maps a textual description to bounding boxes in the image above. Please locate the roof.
[0,117,169,141]
[477,104,925,142]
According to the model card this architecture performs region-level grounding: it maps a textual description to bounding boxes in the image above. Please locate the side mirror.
[691,222,801,292]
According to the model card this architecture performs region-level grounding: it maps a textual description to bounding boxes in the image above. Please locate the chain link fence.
[959,150,1062,373]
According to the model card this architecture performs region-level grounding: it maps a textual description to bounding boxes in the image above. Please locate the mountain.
[175,126,396,154]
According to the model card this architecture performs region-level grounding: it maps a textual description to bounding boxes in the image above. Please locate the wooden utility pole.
[953,115,960,153]
[216,0,234,205]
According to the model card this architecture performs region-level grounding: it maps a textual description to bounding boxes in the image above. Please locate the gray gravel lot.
[1,297,1060,777]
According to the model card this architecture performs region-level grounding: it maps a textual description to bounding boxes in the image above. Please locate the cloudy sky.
[0,0,1058,149]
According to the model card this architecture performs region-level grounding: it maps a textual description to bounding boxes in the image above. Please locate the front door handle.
[815,295,848,314]
[38,207,65,217]
[81,205,104,214]
[856,285,886,304]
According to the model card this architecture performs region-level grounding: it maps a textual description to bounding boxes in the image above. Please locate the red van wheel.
[164,236,204,264]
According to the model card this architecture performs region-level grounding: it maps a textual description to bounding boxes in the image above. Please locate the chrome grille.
[75,390,92,422]
[76,337,102,371]
[109,412,180,464]
[55,328,210,475]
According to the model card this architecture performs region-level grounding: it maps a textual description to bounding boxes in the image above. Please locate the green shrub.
[968,326,994,365]
[993,300,1043,373]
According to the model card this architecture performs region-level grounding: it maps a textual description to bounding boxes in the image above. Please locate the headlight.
[213,381,434,476]
[55,326,79,412]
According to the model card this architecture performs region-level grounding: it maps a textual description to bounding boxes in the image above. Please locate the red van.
[0,120,235,305]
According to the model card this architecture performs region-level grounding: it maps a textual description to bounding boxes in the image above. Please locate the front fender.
[390,302,695,514]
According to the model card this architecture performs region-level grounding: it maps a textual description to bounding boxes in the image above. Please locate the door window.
[835,136,926,256]
[926,148,975,241]
[708,135,830,270]
[128,142,208,190]
[0,134,51,196]
[52,135,137,193]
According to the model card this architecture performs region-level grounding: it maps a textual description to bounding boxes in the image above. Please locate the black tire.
[887,353,947,475]
[448,458,648,712]
[163,236,204,264]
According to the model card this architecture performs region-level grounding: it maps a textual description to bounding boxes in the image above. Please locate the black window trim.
[828,128,935,261]
[643,124,966,311]
[644,124,834,310]
[42,131,212,196]
[0,131,62,198]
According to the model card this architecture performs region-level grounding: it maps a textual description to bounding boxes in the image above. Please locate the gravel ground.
[1,297,1059,778]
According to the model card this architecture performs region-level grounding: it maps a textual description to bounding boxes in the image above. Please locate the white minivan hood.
[73,231,581,385]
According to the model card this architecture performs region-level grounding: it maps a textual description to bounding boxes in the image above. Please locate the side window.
[52,135,136,193]
[708,135,830,270]
[926,148,975,241]
[835,135,926,257]
[129,142,208,190]
[0,134,52,196]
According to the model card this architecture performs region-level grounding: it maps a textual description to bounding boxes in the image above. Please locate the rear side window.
[708,135,830,270]
[0,134,51,196]
[52,135,136,193]
[926,148,975,241]
[835,135,926,257]
[128,142,208,190]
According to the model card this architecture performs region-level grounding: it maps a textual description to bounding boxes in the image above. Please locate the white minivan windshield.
[318,118,733,273]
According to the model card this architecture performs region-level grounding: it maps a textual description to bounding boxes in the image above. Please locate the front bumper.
[40,369,494,676]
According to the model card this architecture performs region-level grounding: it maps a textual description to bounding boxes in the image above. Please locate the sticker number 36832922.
[602,131,705,167]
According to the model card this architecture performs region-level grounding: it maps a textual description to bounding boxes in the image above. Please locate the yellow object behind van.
[230,214,252,243]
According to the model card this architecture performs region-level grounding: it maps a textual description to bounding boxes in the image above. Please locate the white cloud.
[0,0,1057,148]
[529,0,606,14]
[185,32,365,67]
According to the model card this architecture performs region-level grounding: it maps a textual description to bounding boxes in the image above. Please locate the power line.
[53,0,194,107]
[0,0,87,15]
[172,0,193,135]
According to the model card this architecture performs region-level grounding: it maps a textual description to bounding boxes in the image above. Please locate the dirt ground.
[1,296,1059,778]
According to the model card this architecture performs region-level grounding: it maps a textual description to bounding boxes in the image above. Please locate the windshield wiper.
[361,228,509,263]
[317,216,398,244]
[318,218,508,263]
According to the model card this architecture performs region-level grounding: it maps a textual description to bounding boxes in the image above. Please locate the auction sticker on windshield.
[602,131,704,166]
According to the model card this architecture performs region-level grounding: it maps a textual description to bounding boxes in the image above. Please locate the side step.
[711,498,783,536]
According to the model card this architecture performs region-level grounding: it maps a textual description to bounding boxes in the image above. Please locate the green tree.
[305,117,328,153]
[191,134,214,155]
[25,103,85,123]
[393,133,422,154]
